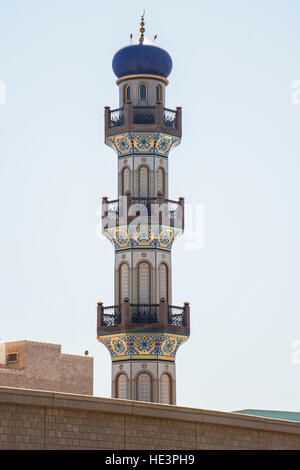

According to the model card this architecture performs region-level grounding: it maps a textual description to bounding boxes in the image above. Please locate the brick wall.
[0,387,300,450]
[0,341,93,396]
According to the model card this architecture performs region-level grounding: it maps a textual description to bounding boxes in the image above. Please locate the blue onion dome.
[112,39,173,79]
[112,16,172,80]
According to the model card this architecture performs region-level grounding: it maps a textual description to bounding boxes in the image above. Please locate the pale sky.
[0,0,300,412]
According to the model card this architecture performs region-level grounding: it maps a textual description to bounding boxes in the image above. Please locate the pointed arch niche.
[122,167,130,195]
[138,261,151,304]
[119,262,129,303]
[137,372,152,402]
[138,165,149,197]
[160,373,172,404]
[159,262,168,301]
[116,373,128,399]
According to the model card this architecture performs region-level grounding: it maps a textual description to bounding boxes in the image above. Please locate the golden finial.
[139,11,145,43]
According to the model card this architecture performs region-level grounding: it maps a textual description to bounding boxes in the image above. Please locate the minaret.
[97,16,190,404]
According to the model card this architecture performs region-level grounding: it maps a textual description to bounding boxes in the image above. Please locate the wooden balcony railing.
[105,103,182,138]
[102,196,184,227]
[101,305,121,326]
[97,301,190,334]
[164,108,177,129]
[133,106,155,124]
[109,108,124,127]
[131,304,159,323]
[168,305,185,326]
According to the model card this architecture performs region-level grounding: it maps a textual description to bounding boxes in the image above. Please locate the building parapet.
[1,386,300,449]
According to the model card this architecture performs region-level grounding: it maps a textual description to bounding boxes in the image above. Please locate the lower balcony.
[97,300,190,337]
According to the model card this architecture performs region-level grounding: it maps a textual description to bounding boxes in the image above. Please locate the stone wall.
[0,341,93,396]
[0,386,300,450]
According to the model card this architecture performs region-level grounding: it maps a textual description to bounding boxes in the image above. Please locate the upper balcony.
[104,102,182,139]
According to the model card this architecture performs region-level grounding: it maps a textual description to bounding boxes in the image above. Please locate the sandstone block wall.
[0,341,93,396]
[0,387,300,450]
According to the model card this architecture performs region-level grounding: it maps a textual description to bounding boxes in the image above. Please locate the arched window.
[122,167,130,195]
[161,373,172,404]
[137,372,152,402]
[139,83,147,101]
[123,84,131,103]
[119,262,129,303]
[157,167,165,195]
[139,165,149,197]
[138,261,150,304]
[159,263,168,301]
[116,373,128,399]
[156,84,162,102]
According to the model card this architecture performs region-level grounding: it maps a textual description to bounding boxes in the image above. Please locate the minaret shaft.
[97,25,190,404]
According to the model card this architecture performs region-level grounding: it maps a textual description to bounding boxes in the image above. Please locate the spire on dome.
[139,11,145,43]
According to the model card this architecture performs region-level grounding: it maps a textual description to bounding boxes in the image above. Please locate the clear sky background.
[0,0,300,412]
